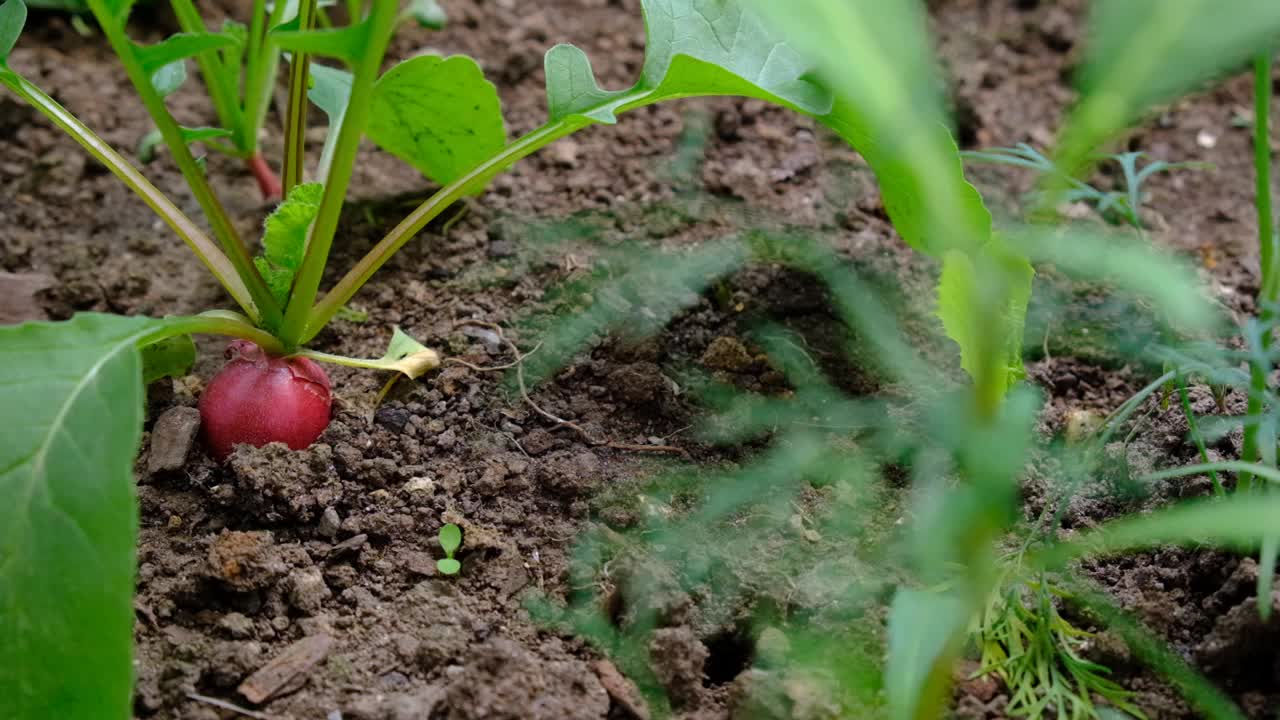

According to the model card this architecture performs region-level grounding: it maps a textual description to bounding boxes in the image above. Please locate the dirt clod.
[207,530,285,591]
[649,627,708,709]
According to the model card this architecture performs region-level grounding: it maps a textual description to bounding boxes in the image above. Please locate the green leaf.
[366,54,506,186]
[140,333,195,384]
[256,181,323,305]
[272,21,370,64]
[436,557,460,575]
[885,589,969,720]
[0,0,25,67]
[439,522,461,554]
[20,0,88,10]
[130,31,236,75]
[150,59,187,97]
[1038,493,1280,569]
[138,125,234,163]
[937,241,1035,393]
[406,0,445,29]
[1059,0,1280,176]
[0,313,160,719]
[544,0,831,125]
[306,62,352,181]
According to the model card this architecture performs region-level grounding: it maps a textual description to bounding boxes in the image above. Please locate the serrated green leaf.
[885,589,969,720]
[367,54,505,186]
[439,522,461,553]
[0,0,25,67]
[255,181,323,304]
[140,333,195,384]
[130,31,236,75]
[0,313,161,719]
[543,44,629,123]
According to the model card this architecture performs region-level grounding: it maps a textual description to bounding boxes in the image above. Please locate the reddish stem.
[246,152,282,201]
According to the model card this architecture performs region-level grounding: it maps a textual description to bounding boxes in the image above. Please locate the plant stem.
[302,118,586,342]
[147,311,286,355]
[1176,373,1224,497]
[0,71,258,320]
[276,0,401,349]
[169,0,243,145]
[1241,49,1276,493]
[87,0,283,329]
[282,0,317,196]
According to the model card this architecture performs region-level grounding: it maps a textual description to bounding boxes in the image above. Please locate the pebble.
[404,476,436,495]
[318,507,341,540]
[287,567,332,615]
[147,406,201,473]
[218,612,255,639]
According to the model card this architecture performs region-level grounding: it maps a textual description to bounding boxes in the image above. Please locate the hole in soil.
[703,628,754,687]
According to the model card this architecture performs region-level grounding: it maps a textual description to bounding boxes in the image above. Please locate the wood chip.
[238,634,334,704]
[592,659,649,720]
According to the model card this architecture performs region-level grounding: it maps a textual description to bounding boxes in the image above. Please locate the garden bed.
[1,0,1276,718]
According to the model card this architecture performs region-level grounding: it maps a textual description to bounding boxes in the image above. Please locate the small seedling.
[964,143,1205,229]
[437,523,462,576]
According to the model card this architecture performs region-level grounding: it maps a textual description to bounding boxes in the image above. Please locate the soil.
[3,0,1279,718]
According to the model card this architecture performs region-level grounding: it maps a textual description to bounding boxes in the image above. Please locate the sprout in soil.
[437,524,462,576]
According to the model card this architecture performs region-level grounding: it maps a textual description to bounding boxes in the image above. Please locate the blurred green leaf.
[149,59,186,96]
[0,313,158,720]
[406,0,445,29]
[367,54,506,186]
[130,30,235,75]
[0,0,25,65]
[1058,0,1280,178]
[885,589,968,720]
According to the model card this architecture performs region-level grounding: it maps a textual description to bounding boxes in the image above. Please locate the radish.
[199,340,332,460]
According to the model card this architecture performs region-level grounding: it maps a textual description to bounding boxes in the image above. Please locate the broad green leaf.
[21,0,89,10]
[436,557,460,574]
[366,54,506,186]
[544,0,830,125]
[937,241,1035,392]
[0,313,158,719]
[1058,0,1280,176]
[0,0,24,66]
[439,522,461,553]
[255,181,323,304]
[885,589,969,720]
[130,31,236,75]
[140,333,195,384]
[1038,493,1280,569]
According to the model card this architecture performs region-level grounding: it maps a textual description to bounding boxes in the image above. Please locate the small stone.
[318,507,342,540]
[218,612,255,639]
[461,325,502,353]
[374,404,411,433]
[548,138,580,167]
[287,567,332,615]
[487,239,517,259]
[404,476,436,495]
[755,627,790,668]
[148,407,201,473]
[404,551,437,576]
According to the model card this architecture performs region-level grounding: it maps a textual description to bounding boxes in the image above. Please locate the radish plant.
[0,0,1033,715]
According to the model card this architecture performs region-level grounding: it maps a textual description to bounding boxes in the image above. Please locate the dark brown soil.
[3,0,1278,718]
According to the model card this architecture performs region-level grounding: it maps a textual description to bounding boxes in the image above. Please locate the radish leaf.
[140,333,196,384]
[256,181,323,304]
[367,54,505,186]
[0,0,24,65]
[0,313,160,719]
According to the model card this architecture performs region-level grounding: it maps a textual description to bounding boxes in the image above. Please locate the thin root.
[450,319,690,458]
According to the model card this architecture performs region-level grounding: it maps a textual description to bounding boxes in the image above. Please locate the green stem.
[169,0,244,148]
[0,71,258,320]
[87,0,283,329]
[302,118,586,342]
[276,0,401,349]
[147,310,286,355]
[242,0,286,154]
[1242,50,1276,494]
[1176,373,1224,497]
[281,0,317,196]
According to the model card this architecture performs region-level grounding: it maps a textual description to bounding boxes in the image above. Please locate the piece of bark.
[0,272,54,324]
[238,634,334,704]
